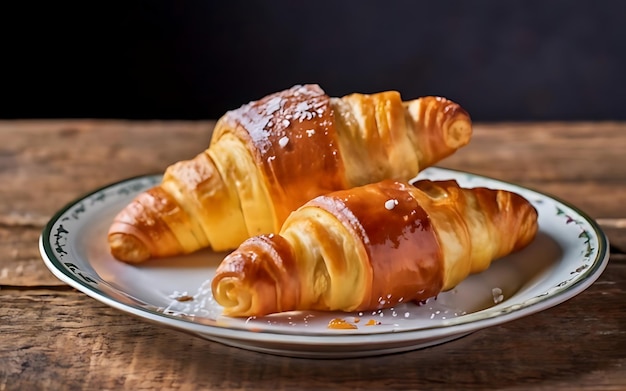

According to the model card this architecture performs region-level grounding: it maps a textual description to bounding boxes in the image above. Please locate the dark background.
[2,1,625,121]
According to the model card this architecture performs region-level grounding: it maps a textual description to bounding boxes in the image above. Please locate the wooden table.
[2,120,625,390]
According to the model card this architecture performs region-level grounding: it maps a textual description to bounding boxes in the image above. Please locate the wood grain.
[0,120,215,222]
[440,122,626,182]
[1,120,625,390]
[0,226,61,286]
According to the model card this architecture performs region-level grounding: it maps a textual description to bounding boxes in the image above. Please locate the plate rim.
[39,167,611,346]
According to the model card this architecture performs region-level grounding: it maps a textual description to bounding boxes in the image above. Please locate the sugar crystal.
[279,136,289,148]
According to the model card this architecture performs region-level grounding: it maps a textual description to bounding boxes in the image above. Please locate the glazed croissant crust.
[108,84,472,263]
[211,179,538,317]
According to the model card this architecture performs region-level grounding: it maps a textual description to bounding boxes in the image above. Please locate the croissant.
[211,179,539,317]
[108,84,472,263]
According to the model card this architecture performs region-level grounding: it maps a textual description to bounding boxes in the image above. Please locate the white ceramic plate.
[39,167,609,358]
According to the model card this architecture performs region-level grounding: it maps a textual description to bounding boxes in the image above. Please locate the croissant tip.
[445,119,473,149]
[108,232,151,263]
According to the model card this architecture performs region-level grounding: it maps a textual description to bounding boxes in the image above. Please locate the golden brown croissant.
[211,179,538,317]
[108,84,472,263]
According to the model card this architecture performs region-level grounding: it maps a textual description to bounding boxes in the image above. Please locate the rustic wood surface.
[1,120,625,390]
